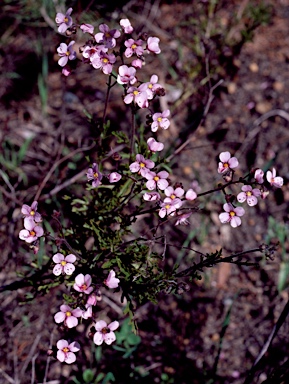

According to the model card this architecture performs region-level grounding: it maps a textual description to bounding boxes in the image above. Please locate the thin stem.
[129,106,136,160]
[102,75,113,125]
[175,247,261,277]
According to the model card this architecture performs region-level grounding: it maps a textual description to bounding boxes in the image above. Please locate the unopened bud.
[155,87,166,97]
[112,152,122,161]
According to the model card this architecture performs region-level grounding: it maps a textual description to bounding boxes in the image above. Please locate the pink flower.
[165,186,184,199]
[159,197,182,218]
[124,39,144,57]
[237,185,261,206]
[21,201,42,222]
[185,189,197,201]
[140,75,162,99]
[147,137,164,152]
[93,320,119,345]
[109,172,122,183]
[218,152,239,174]
[81,304,93,319]
[117,65,137,85]
[80,23,94,34]
[219,203,245,228]
[254,169,264,184]
[87,292,101,306]
[55,8,73,34]
[87,163,103,187]
[132,59,143,68]
[143,191,161,201]
[124,87,149,108]
[19,217,44,243]
[104,270,120,289]
[94,24,121,49]
[175,212,192,226]
[91,53,116,74]
[146,37,161,54]
[56,339,80,364]
[151,110,170,132]
[82,45,107,61]
[54,305,83,328]
[62,66,71,76]
[266,168,283,188]
[145,170,169,190]
[52,253,76,276]
[129,154,155,177]
[57,41,76,67]
[73,273,93,294]
[120,19,133,34]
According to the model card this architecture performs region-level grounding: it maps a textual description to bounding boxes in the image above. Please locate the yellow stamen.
[133,90,139,95]
[131,44,137,49]
[61,260,67,266]
[140,162,145,168]
[157,117,162,122]
[154,176,159,181]
[229,211,235,217]
[30,210,35,216]
[63,347,69,353]
[66,311,72,317]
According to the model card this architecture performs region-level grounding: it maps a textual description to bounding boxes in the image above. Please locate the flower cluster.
[23,8,283,369]
[217,152,284,228]
[52,268,120,363]
[19,201,44,244]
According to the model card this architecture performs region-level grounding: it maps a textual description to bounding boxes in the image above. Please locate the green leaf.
[83,368,95,383]
[278,262,289,292]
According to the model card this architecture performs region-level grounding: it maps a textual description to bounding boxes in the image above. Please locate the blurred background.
[1,0,289,383]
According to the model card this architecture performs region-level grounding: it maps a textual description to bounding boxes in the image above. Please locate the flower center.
[165,204,170,209]
[30,210,35,216]
[65,51,70,56]
[140,162,145,168]
[157,117,162,122]
[81,284,87,291]
[30,230,36,236]
[102,58,108,63]
[171,194,176,199]
[93,172,98,178]
[66,311,72,317]
[105,32,110,38]
[246,191,252,196]
[224,163,229,168]
[101,327,110,334]
[148,84,153,89]
[229,211,235,217]
[131,44,137,49]
[61,260,67,266]
[133,90,139,96]
[64,17,68,23]
[63,347,69,353]
[154,176,159,181]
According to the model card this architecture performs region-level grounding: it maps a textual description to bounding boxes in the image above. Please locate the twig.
[0,368,16,384]
[35,142,96,201]
[167,79,224,162]
[235,109,289,158]
[243,298,289,384]
[20,333,42,378]
[43,326,56,384]
[40,144,125,200]
[31,353,39,384]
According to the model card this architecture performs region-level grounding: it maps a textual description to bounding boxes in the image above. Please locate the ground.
[0,1,289,383]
